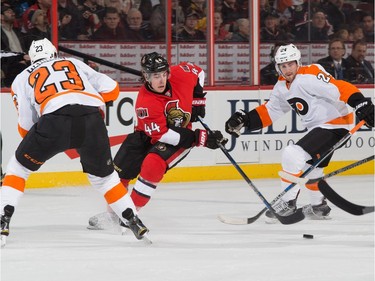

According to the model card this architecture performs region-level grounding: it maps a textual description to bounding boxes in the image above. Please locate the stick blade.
[217,215,248,225]
[318,180,374,216]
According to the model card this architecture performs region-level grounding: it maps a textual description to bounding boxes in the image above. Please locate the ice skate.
[302,200,331,220]
[87,211,120,230]
[1,205,15,247]
[265,198,297,224]
[122,208,149,241]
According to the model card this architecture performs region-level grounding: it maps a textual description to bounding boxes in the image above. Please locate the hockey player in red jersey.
[0,38,148,247]
[88,52,227,229]
[225,43,374,222]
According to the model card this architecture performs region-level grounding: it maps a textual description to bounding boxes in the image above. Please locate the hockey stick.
[317,180,374,215]
[198,117,305,225]
[278,155,374,185]
[218,120,366,225]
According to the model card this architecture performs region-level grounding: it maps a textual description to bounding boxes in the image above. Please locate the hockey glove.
[355,99,374,128]
[225,110,250,137]
[191,95,206,122]
[195,129,228,149]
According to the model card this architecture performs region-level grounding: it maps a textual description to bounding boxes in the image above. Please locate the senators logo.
[165,100,190,128]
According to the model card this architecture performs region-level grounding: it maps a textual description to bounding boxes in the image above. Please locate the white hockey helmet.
[274,43,301,75]
[28,38,57,64]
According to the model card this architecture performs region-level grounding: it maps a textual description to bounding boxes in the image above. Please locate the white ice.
[1,175,374,281]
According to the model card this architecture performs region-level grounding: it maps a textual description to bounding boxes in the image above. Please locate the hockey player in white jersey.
[225,43,374,222]
[0,38,148,247]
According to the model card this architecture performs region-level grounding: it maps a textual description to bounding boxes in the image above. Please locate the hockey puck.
[303,234,314,239]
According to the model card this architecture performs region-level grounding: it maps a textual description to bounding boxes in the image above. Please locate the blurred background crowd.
[1,0,374,87]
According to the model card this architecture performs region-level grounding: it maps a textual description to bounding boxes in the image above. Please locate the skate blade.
[305,215,332,220]
[141,234,152,245]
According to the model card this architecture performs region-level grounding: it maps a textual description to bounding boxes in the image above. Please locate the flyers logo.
[136,107,149,119]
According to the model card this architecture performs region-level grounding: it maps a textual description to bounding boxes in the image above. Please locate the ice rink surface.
[1,175,374,281]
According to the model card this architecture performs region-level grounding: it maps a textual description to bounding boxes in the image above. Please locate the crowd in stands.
[1,0,374,86]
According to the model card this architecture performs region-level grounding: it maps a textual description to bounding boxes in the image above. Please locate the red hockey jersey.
[134,62,204,145]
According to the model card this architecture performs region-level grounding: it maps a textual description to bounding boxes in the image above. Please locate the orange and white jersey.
[10,57,119,137]
[262,64,359,131]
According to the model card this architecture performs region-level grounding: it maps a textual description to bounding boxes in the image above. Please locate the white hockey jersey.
[10,57,119,137]
[257,64,359,131]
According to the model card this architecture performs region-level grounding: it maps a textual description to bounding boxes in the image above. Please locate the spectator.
[361,13,374,43]
[349,25,364,42]
[124,0,152,22]
[294,10,332,42]
[260,42,285,85]
[322,0,348,33]
[214,11,231,41]
[230,18,249,42]
[260,0,277,27]
[221,0,248,32]
[24,9,51,49]
[317,38,350,81]
[260,11,293,42]
[22,0,51,32]
[346,40,374,84]
[124,8,154,41]
[174,10,205,42]
[80,0,106,36]
[103,0,128,25]
[1,5,30,87]
[91,7,126,40]
[1,5,27,53]
[58,0,89,40]
[332,28,349,41]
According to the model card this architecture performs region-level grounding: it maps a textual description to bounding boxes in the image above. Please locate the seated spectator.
[349,25,364,42]
[260,42,285,85]
[322,0,348,33]
[294,10,332,42]
[332,28,349,42]
[91,7,126,40]
[126,0,153,22]
[230,18,249,42]
[221,0,248,32]
[260,11,293,42]
[80,0,106,36]
[22,0,51,32]
[1,5,30,87]
[104,0,128,25]
[1,5,27,53]
[58,0,89,40]
[317,38,350,81]
[260,0,277,27]
[124,8,154,41]
[174,10,205,42]
[346,40,374,84]
[361,13,374,42]
[24,9,51,49]
[214,11,231,41]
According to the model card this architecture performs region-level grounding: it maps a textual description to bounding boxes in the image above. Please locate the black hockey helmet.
[141,52,169,74]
